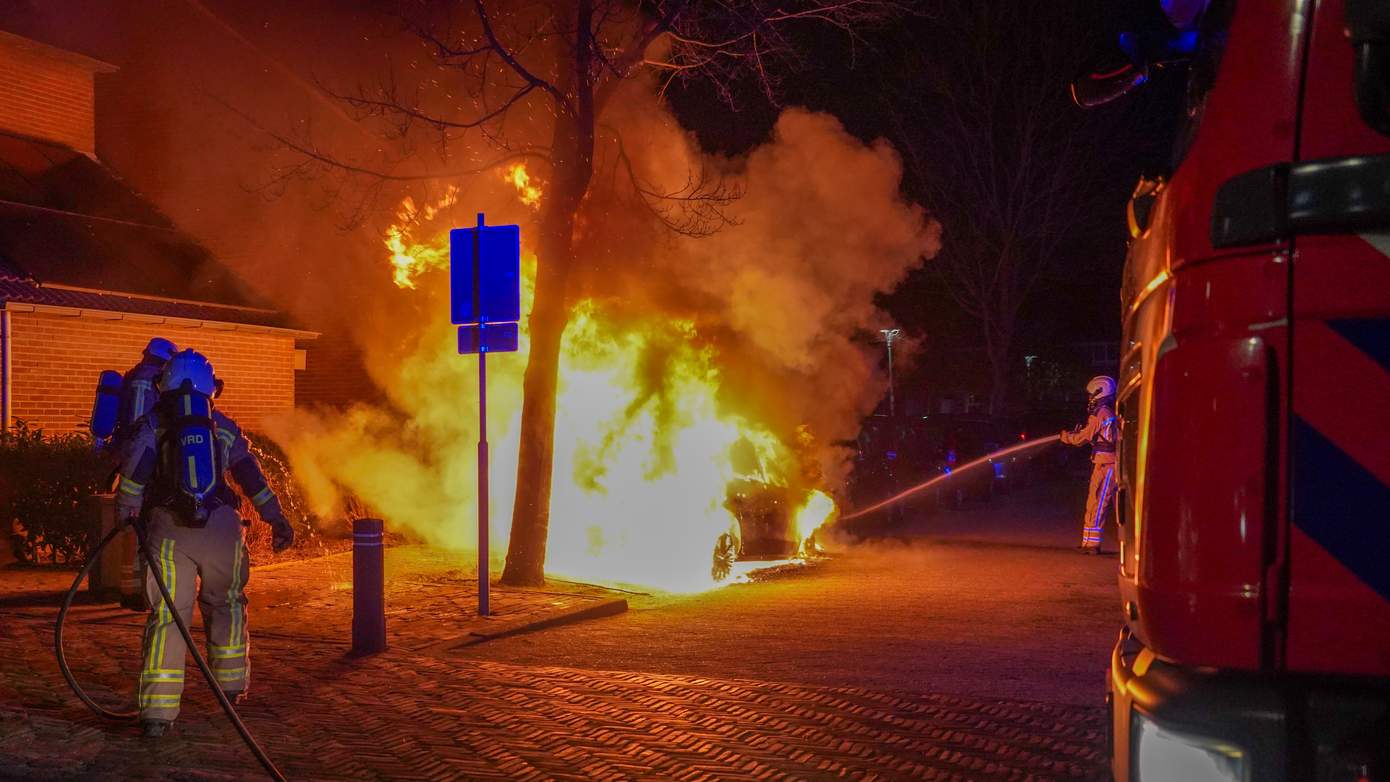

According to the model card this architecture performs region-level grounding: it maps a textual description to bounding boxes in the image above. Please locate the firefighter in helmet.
[113,349,294,737]
[1060,375,1117,554]
[117,338,177,445]
[113,337,178,611]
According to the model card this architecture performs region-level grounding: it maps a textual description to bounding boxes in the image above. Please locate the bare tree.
[256,0,904,585]
[889,1,1125,416]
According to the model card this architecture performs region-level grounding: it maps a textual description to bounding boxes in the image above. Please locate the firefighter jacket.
[1061,400,1117,464]
[115,406,284,523]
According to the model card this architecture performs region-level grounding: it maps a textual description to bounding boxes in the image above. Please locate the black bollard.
[351,518,386,656]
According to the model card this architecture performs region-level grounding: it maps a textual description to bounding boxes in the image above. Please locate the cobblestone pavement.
[1,611,1107,781]
[0,546,626,655]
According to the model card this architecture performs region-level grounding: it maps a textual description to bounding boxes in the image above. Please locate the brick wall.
[295,332,382,409]
[6,309,296,434]
[0,36,100,154]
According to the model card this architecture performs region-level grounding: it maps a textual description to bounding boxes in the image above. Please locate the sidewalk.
[0,544,629,654]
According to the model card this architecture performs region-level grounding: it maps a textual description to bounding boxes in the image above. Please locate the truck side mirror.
[1071,60,1149,108]
[1348,0,1390,136]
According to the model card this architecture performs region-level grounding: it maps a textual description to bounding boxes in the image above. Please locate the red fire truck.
[1075,1,1390,779]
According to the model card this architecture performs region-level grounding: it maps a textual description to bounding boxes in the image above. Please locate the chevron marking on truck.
[1292,318,1390,602]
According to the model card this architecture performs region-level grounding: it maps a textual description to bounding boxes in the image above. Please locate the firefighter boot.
[141,719,169,738]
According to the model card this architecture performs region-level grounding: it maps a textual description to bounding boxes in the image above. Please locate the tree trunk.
[501,2,595,586]
[500,205,575,585]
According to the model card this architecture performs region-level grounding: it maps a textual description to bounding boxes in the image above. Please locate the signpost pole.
[452,212,515,617]
[474,212,489,617]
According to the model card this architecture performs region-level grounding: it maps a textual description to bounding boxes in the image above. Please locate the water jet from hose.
[839,434,1062,522]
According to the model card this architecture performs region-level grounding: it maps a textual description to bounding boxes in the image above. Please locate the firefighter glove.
[267,514,294,553]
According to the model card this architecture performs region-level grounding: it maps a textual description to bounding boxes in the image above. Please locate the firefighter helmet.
[1086,375,1117,400]
[159,349,217,397]
[143,337,177,362]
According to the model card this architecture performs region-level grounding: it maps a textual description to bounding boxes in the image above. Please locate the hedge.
[0,421,109,565]
[1,422,320,565]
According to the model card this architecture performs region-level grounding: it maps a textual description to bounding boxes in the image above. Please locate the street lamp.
[880,328,901,417]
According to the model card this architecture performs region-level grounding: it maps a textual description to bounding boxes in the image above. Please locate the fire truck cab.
[1077,1,1390,780]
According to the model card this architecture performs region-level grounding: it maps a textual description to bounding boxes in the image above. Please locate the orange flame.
[386,187,458,289]
[367,193,836,591]
[505,164,542,208]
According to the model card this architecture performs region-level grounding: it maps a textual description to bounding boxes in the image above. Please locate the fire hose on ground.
[54,517,288,782]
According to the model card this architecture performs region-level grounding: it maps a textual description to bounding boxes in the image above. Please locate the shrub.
[0,421,110,565]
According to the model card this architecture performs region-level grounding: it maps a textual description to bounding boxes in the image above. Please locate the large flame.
[277,112,941,594]
[375,188,836,592]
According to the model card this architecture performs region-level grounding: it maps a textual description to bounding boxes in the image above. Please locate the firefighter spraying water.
[1058,376,1118,554]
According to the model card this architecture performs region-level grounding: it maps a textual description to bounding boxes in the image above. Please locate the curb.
[422,597,629,654]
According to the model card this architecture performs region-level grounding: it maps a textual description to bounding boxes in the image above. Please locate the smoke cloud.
[3,2,939,588]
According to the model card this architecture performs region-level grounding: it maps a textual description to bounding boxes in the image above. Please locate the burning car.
[712,479,806,582]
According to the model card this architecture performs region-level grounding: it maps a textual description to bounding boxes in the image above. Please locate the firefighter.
[113,350,294,737]
[115,337,178,611]
[1060,375,1117,554]
[117,338,178,444]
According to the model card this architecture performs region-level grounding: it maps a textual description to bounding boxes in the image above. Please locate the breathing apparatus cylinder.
[156,350,222,524]
[165,388,219,524]
[89,370,123,446]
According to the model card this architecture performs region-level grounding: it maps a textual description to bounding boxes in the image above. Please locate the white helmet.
[1086,375,1117,400]
[159,349,217,396]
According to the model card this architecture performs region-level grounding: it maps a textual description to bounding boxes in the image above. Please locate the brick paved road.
[0,546,626,658]
[1,611,1106,781]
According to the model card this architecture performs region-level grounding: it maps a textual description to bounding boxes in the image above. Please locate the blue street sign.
[450,223,521,325]
[457,322,519,354]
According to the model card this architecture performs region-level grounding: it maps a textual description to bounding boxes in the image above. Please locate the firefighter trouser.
[1081,462,1116,549]
[139,505,250,721]
[118,526,145,608]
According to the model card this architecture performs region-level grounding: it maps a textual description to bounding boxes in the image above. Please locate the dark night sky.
[664,1,1187,409]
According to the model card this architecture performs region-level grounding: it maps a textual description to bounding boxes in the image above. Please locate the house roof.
[0,29,117,74]
[0,263,308,333]
[0,131,310,334]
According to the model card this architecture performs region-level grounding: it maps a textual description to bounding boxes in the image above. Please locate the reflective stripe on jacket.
[115,408,283,521]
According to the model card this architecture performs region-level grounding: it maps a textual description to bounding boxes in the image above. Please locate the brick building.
[0,30,314,435]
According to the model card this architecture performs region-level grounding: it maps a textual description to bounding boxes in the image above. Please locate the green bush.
[0,419,338,565]
[0,421,110,565]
